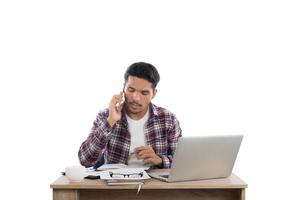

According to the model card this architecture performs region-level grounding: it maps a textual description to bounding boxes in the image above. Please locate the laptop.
[148,135,243,182]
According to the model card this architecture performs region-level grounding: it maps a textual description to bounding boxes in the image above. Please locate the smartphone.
[85,175,100,180]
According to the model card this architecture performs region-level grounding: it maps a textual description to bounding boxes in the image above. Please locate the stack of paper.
[100,168,150,180]
[99,166,150,187]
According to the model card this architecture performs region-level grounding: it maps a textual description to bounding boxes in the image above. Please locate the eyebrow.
[128,86,151,93]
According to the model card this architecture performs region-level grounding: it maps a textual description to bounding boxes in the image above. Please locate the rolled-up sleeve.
[160,115,182,168]
[78,111,113,167]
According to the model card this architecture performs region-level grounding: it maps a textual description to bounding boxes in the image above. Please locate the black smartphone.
[85,175,100,180]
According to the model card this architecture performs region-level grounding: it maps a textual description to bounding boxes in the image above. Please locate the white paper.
[97,163,150,170]
[97,163,127,170]
[127,163,151,170]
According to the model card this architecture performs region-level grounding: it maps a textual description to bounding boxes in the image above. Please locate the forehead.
[125,76,153,90]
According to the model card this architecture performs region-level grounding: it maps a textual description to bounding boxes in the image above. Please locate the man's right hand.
[107,92,125,127]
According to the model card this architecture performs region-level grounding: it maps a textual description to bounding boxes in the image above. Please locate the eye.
[142,91,149,96]
[128,87,135,92]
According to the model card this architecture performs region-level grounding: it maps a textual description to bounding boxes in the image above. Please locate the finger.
[135,146,153,152]
[137,147,155,157]
[142,158,155,164]
[113,91,123,98]
[114,96,123,103]
[115,92,124,100]
[111,94,124,106]
[137,149,153,158]
[115,93,125,103]
[137,153,154,160]
[110,96,119,106]
[116,102,124,112]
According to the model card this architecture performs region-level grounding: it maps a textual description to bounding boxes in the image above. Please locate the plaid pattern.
[78,103,182,168]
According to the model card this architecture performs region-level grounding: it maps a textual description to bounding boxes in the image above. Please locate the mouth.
[129,102,142,108]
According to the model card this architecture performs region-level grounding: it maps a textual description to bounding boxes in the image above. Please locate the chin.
[130,108,143,114]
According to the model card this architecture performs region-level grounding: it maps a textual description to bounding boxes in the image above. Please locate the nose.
[132,91,141,102]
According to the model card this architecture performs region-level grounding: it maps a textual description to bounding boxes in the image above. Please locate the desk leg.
[53,189,79,200]
[241,188,246,200]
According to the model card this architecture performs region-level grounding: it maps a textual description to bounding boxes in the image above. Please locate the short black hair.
[124,62,160,88]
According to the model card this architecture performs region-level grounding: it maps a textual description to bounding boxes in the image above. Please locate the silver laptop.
[148,135,243,182]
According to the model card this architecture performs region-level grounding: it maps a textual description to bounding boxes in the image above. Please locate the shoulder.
[151,104,182,136]
[151,104,179,122]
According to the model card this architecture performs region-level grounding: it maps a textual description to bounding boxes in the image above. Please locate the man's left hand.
[135,146,163,167]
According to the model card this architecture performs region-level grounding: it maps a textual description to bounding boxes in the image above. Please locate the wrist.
[107,117,116,128]
[155,156,163,168]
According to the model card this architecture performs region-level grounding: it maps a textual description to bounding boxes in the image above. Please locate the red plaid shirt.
[78,103,182,168]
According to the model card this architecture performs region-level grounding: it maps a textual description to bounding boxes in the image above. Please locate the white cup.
[65,165,86,182]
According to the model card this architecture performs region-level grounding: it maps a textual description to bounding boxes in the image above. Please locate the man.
[78,62,182,168]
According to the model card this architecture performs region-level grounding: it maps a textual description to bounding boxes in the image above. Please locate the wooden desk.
[50,171,247,200]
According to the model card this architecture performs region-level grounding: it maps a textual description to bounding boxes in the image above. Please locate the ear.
[152,88,157,99]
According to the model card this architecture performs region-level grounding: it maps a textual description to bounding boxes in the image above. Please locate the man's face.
[123,76,156,117]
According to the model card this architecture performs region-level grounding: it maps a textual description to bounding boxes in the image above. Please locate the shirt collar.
[149,103,159,117]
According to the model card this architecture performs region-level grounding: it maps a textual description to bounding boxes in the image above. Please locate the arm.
[136,115,182,168]
[160,116,182,168]
[78,92,124,167]
[78,111,113,167]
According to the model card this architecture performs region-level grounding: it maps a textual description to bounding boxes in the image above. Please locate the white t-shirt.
[126,109,149,167]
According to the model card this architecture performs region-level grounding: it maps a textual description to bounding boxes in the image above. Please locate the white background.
[0,0,293,199]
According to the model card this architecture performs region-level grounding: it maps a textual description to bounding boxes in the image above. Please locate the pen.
[130,150,140,155]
